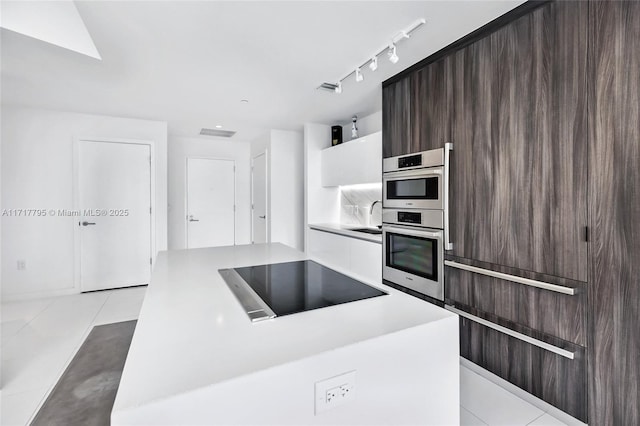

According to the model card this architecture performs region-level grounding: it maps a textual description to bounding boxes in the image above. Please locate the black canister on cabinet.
[331,125,343,146]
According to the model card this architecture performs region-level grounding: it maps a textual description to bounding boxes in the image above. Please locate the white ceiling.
[1,1,524,141]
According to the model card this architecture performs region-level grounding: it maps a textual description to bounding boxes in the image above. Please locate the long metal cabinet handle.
[444,260,578,295]
[445,305,575,360]
[444,142,453,250]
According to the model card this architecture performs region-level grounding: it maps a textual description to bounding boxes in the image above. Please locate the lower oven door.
[382,224,444,301]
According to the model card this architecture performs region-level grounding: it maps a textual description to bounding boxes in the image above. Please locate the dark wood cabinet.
[382,1,640,423]
[588,2,640,425]
[460,314,587,422]
[445,258,587,346]
[449,1,588,282]
[382,77,413,158]
[382,57,454,157]
[410,57,453,151]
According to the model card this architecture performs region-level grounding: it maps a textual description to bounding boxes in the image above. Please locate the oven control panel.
[398,211,422,224]
[398,154,422,169]
[382,208,444,229]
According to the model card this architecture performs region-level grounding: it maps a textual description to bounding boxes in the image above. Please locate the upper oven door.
[383,167,443,210]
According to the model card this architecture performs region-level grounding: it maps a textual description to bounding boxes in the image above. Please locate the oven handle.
[382,224,443,239]
[444,142,453,251]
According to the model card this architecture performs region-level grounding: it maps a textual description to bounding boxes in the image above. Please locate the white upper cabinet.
[321,131,382,187]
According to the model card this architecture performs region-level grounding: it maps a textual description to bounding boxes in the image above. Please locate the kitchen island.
[112,243,459,425]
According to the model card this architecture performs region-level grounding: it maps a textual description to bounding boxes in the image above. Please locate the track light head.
[334,81,342,94]
[369,56,378,71]
[355,68,363,82]
[388,44,399,64]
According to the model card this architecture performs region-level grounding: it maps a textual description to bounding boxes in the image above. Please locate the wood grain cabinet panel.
[382,77,413,158]
[381,1,640,423]
[460,316,587,422]
[410,57,453,151]
[588,2,640,425]
[449,1,588,282]
[446,263,587,346]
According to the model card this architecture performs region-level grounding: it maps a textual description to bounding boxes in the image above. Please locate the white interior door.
[252,152,267,244]
[187,158,235,249]
[79,140,152,292]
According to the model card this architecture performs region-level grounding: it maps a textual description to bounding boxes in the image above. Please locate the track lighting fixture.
[369,56,378,71]
[387,44,399,64]
[318,18,425,94]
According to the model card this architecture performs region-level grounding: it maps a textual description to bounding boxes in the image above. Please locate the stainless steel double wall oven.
[382,145,453,301]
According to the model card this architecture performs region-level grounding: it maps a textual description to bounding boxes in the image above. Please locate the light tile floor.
[1,287,147,426]
[1,288,585,426]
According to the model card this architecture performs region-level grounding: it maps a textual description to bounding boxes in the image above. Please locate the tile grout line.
[1,298,57,344]
[526,412,548,425]
[460,406,489,426]
[460,365,546,426]
[24,292,113,426]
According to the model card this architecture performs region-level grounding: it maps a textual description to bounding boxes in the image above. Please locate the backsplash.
[340,185,382,227]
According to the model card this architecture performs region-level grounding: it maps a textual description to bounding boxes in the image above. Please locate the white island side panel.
[113,315,459,425]
[112,243,457,420]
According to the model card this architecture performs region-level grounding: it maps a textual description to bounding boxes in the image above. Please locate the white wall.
[1,106,168,300]
[340,110,382,143]
[304,123,340,251]
[250,130,304,251]
[168,136,251,250]
[269,130,304,251]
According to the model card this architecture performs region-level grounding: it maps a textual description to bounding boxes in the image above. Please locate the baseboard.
[460,358,588,426]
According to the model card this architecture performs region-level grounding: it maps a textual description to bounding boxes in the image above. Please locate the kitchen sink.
[349,227,382,235]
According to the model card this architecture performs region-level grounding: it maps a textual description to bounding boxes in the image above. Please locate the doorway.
[251,152,268,244]
[77,140,152,292]
[186,158,236,249]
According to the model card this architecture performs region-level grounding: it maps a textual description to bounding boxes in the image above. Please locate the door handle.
[259,215,266,219]
[81,221,96,226]
[188,215,199,222]
[444,142,453,251]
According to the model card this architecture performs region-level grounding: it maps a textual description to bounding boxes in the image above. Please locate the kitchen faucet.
[370,200,381,215]
[370,200,382,227]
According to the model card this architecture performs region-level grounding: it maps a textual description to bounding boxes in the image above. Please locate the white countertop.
[113,243,454,413]
[309,223,382,243]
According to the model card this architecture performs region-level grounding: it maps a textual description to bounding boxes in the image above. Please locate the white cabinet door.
[308,229,382,283]
[349,237,382,283]
[320,146,344,187]
[321,131,382,187]
[361,132,382,184]
[308,229,349,271]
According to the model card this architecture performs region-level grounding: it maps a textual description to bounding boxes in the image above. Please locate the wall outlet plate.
[315,370,356,415]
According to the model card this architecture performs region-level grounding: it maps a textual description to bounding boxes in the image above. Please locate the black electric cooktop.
[219,260,387,322]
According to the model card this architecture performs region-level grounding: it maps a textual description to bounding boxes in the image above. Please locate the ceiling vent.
[200,128,236,138]
[317,82,340,92]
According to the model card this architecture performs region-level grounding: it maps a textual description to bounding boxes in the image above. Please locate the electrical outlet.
[315,371,356,415]
[326,387,339,404]
[339,383,353,398]
[17,260,26,271]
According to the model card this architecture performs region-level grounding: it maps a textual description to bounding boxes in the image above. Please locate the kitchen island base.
[112,243,459,425]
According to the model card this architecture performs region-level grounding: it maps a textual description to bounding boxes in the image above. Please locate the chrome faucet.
[370,200,382,227]
[370,200,381,215]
